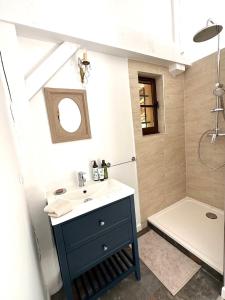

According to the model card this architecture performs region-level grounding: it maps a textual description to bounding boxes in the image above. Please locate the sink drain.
[206,212,217,219]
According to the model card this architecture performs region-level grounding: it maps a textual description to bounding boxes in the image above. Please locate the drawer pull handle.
[99,220,105,226]
[103,245,108,251]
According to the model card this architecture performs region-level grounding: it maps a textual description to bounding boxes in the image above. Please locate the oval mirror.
[58,98,81,133]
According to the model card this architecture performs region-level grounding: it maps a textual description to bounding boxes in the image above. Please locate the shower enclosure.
[148,19,225,299]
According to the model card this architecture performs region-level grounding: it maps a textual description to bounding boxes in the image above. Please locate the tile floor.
[52,260,222,300]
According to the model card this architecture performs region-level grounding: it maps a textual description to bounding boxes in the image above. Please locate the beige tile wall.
[128,60,186,226]
[184,50,225,209]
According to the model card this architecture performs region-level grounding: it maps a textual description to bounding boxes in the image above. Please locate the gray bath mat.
[138,230,201,295]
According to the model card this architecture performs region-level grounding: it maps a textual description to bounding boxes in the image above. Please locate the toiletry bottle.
[101,160,108,179]
[98,166,105,181]
[92,160,99,181]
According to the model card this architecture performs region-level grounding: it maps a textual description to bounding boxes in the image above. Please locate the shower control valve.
[213,82,225,97]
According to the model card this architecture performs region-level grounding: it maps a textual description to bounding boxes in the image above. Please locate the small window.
[138,76,159,135]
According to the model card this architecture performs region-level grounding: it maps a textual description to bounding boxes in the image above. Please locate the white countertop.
[46,179,134,226]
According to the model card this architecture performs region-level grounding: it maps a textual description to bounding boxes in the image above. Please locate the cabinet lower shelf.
[72,248,135,300]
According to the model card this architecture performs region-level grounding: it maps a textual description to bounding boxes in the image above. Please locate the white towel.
[44,199,73,218]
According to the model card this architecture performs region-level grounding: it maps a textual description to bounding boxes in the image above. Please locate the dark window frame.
[138,76,159,135]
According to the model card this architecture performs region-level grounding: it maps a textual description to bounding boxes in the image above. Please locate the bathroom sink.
[46,179,134,225]
[59,180,114,204]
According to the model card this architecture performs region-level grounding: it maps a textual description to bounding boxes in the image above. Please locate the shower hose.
[198,129,225,170]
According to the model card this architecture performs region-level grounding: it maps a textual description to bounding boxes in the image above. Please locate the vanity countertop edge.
[46,179,135,226]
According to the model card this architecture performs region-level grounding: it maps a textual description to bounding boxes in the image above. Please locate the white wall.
[19,36,140,204]
[0,51,45,300]
[18,36,141,294]
[0,0,187,64]
[0,21,60,298]
[1,0,173,43]
[5,0,225,64]
[177,0,225,62]
[46,0,221,63]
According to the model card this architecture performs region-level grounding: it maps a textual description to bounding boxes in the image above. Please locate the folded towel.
[44,199,73,218]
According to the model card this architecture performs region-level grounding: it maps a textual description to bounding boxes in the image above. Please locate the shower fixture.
[193,19,222,43]
[194,19,225,170]
[194,19,225,145]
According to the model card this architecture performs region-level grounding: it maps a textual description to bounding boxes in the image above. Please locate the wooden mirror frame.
[44,88,91,143]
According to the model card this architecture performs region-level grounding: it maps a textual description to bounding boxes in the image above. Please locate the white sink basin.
[46,179,134,225]
[59,180,115,203]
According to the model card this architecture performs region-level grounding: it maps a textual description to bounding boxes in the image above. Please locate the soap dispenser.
[101,160,108,179]
[92,160,99,181]
[98,162,105,181]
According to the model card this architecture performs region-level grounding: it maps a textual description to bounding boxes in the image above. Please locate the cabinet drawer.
[62,197,131,251]
[67,221,132,279]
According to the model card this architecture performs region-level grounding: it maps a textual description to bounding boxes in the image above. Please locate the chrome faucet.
[78,171,86,187]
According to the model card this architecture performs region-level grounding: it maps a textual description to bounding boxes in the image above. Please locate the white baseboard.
[136,223,142,232]
[221,286,225,299]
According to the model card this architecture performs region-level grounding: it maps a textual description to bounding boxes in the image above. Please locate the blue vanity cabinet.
[52,195,141,300]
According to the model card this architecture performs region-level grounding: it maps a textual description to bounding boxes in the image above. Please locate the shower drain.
[206,212,217,219]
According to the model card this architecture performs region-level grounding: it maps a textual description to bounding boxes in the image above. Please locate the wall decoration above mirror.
[44,88,91,143]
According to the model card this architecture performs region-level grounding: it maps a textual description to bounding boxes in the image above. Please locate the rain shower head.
[193,19,223,42]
